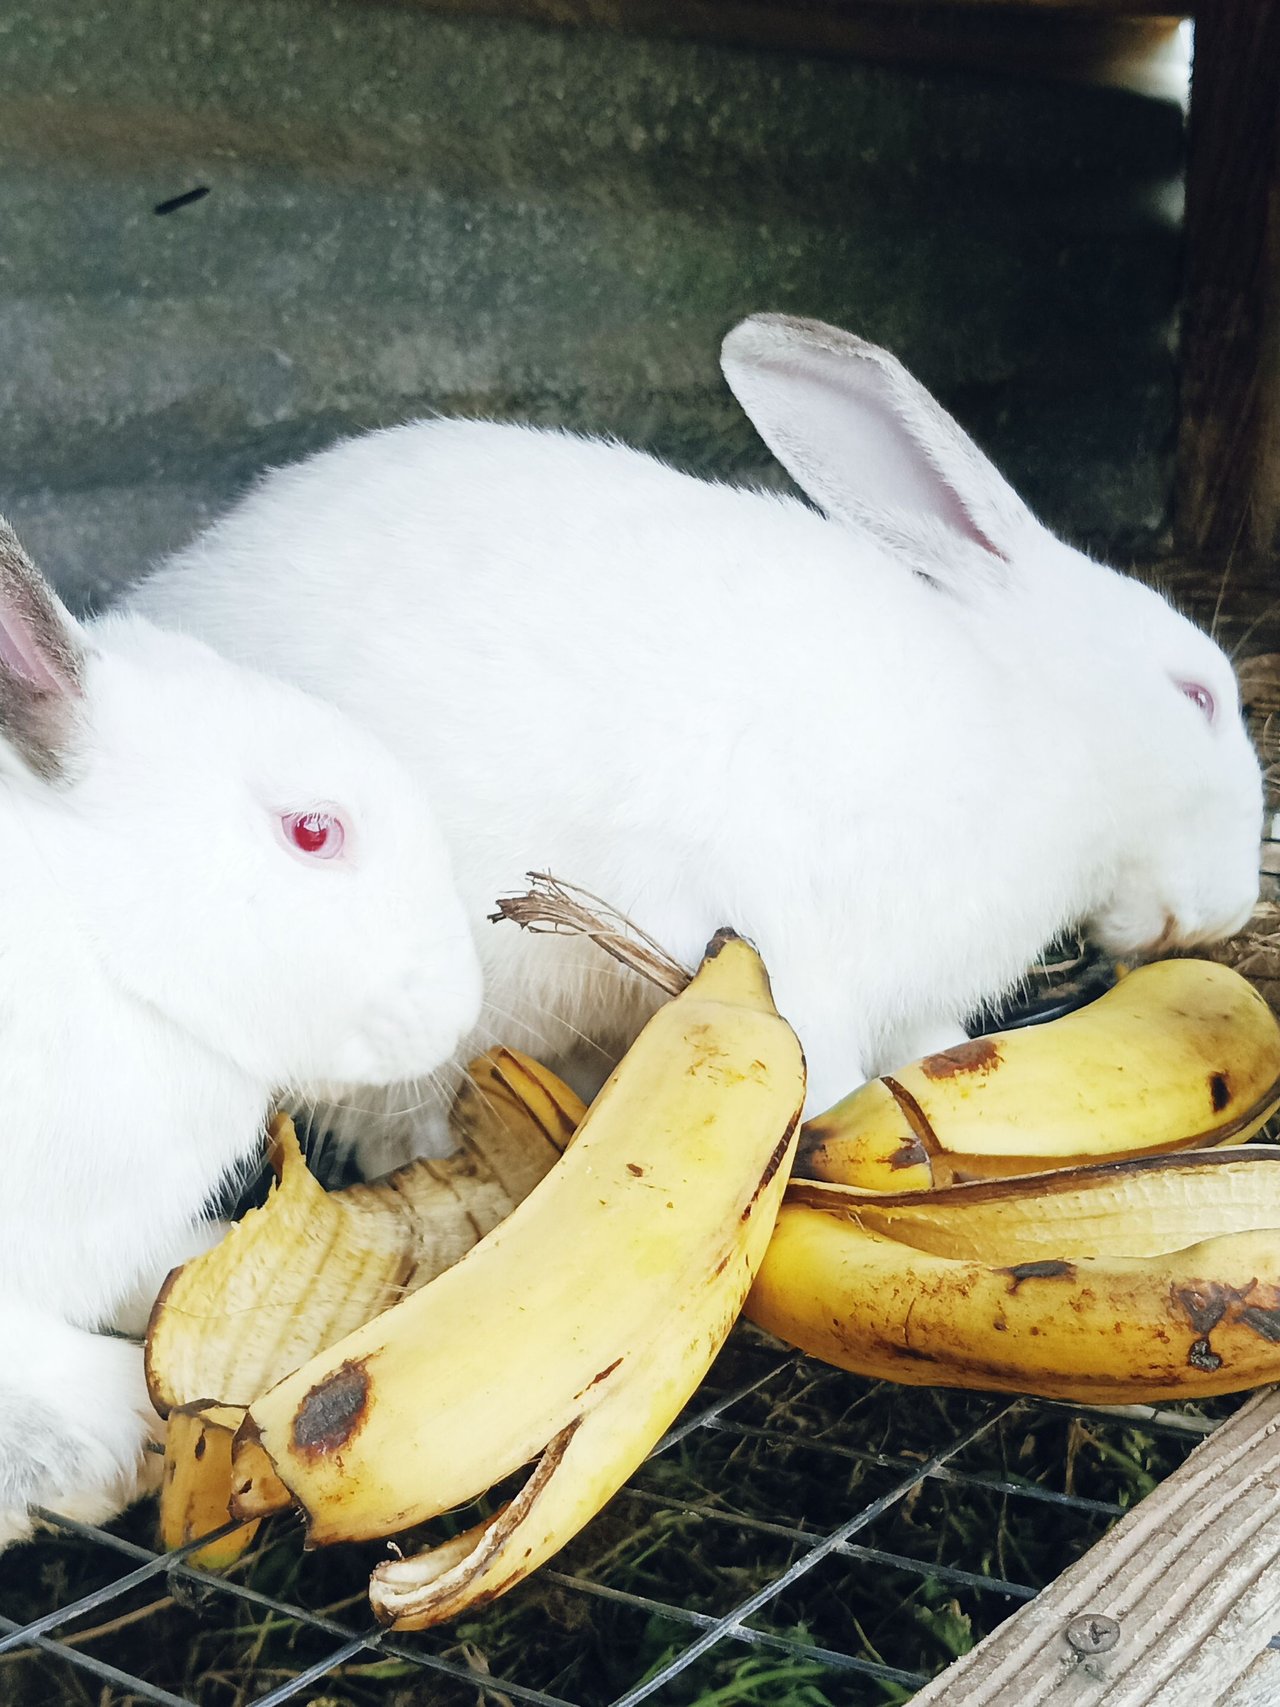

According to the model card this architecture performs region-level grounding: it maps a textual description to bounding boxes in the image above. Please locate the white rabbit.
[130,312,1263,1163]
[0,521,482,1544]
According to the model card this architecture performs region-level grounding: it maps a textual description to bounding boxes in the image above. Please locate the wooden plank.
[1219,1645,1280,1707]
[909,1386,1280,1704]
[1174,0,1280,561]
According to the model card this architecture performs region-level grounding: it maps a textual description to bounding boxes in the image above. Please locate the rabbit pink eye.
[1178,681,1215,723]
[282,810,345,859]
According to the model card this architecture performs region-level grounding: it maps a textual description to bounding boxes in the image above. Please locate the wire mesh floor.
[0,1324,1234,1707]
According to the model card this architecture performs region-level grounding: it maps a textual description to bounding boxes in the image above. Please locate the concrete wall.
[0,1,1186,610]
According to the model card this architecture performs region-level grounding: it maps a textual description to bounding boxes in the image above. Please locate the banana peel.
[750,1147,1280,1402]
[230,932,805,1629]
[788,1147,1280,1263]
[369,1308,749,1628]
[798,959,1280,1190]
[160,1404,263,1569]
[148,933,1280,1618]
[148,1050,586,1565]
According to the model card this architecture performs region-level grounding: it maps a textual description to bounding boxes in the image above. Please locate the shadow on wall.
[0,0,1187,610]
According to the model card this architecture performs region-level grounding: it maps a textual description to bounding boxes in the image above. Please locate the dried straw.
[1205,902,1280,1014]
[490,873,692,996]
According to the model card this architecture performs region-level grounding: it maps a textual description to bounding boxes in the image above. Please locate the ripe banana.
[230,932,806,1630]
[749,1148,1280,1402]
[149,1049,585,1565]
[798,959,1280,1190]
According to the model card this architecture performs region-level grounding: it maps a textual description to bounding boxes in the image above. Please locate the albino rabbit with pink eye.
[0,524,482,1545]
[132,312,1263,1168]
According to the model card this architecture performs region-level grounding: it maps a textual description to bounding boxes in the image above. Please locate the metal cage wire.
[0,1325,1230,1707]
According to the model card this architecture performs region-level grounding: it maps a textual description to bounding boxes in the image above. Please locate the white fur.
[130,314,1263,1147]
[0,549,482,1543]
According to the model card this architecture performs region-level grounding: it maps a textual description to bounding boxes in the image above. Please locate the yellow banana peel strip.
[798,958,1280,1190]
[160,1404,261,1571]
[787,1146,1280,1263]
[232,932,805,1630]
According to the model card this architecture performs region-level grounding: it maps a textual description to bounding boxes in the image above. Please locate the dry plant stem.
[490,873,692,996]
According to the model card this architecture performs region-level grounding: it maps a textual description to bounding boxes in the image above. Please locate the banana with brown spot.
[798,959,1280,1191]
[750,1148,1280,1402]
[148,1050,585,1563]
[231,932,805,1629]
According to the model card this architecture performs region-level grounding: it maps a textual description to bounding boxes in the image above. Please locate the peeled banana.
[749,1147,1280,1402]
[148,1050,585,1565]
[230,931,806,1629]
[799,959,1280,1190]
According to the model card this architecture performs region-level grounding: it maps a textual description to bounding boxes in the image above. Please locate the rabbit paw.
[0,1330,160,1550]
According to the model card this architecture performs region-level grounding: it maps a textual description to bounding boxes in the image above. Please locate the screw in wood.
[1065,1613,1121,1655]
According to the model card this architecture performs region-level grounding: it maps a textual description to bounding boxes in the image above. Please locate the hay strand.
[490,873,692,996]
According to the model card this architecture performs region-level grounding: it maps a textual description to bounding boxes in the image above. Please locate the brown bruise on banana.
[795,1078,936,1186]
[291,1358,372,1458]
[890,1135,931,1171]
[582,1357,624,1393]
[999,1259,1076,1291]
[918,1038,1002,1080]
[1171,1278,1280,1372]
[1240,1303,1280,1342]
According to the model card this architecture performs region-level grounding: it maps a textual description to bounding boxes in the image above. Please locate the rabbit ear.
[720,314,1040,595]
[0,519,86,779]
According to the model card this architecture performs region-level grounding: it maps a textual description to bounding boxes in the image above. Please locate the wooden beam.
[1174,0,1280,562]
[909,1386,1280,1704]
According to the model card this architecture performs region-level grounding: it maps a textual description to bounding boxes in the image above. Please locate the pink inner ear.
[0,596,68,694]
[937,475,1009,564]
